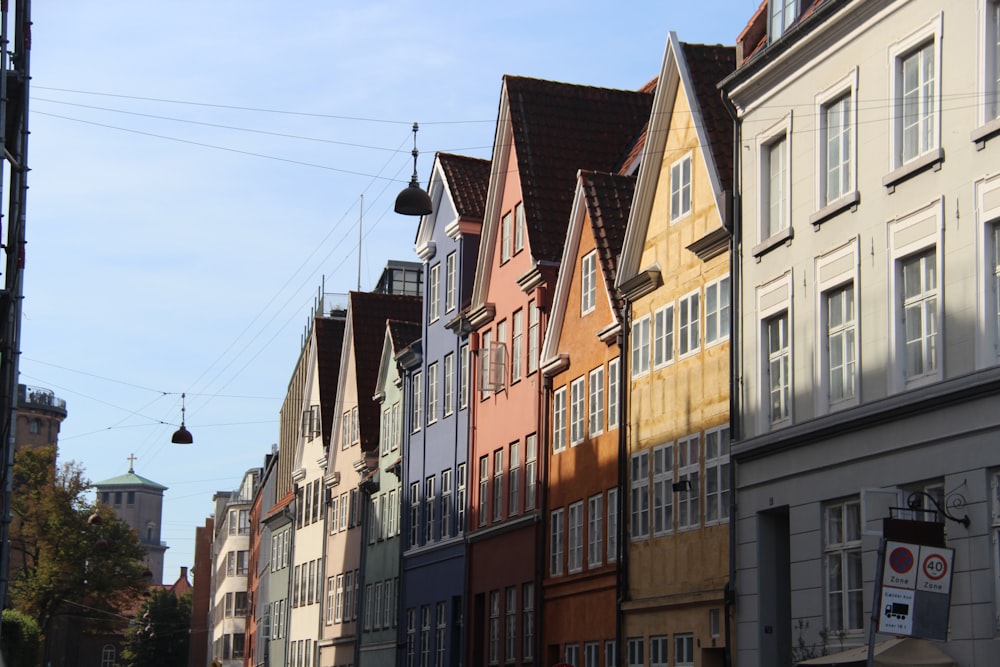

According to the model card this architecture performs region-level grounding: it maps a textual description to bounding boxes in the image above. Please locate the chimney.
[180,566,189,581]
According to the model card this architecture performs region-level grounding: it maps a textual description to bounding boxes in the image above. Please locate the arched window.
[101,645,116,667]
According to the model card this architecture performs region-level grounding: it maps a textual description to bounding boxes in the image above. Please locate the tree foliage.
[1,608,41,666]
[121,588,192,667]
[7,445,151,635]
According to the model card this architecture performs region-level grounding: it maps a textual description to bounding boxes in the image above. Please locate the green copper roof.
[94,470,167,491]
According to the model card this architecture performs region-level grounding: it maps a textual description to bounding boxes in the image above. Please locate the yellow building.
[615,34,735,667]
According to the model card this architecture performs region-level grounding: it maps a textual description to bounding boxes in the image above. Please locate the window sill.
[882,148,945,192]
[972,117,1000,150]
[809,190,860,228]
[751,226,794,260]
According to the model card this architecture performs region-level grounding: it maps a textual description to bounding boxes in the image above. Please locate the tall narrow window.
[627,638,644,667]
[585,643,600,667]
[550,508,565,576]
[429,263,441,322]
[674,635,695,667]
[493,449,504,522]
[677,434,700,530]
[607,358,619,430]
[552,388,567,453]
[670,154,692,221]
[767,312,791,424]
[522,583,535,661]
[898,42,936,165]
[652,443,674,536]
[826,284,856,403]
[650,636,668,667]
[679,291,701,356]
[421,606,432,667]
[501,212,512,264]
[511,309,523,383]
[763,134,789,238]
[588,494,603,568]
[515,202,526,253]
[823,94,852,204]
[460,344,470,409]
[505,588,517,663]
[489,592,500,665]
[902,250,938,380]
[654,304,674,367]
[436,602,447,667]
[479,455,490,526]
[444,353,455,417]
[588,366,604,437]
[509,441,521,516]
[705,276,731,344]
[525,435,538,511]
[581,251,597,314]
[528,301,540,374]
[457,463,467,533]
[440,470,452,539]
[412,372,423,432]
[825,499,863,631]
[704,426,731,524]
[570,377,585,445]
[425,476,436,543]
[406,609,416,667]
[392,402,400,450]
[445,251,457,312]
[631,316,651,376]
[630,451,650,540]
[410,482,420,548]
[607,488,618,562]
[568,501,584,573]
[427,362,439,425]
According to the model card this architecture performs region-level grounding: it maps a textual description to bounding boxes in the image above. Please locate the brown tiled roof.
[737,0,768,64]
[580,171,636,318]
[349,291,421,452]
[315,316,346,448]
[264,489,295,520]
[504,76,654,264]
[438,153,491,220]
[387,319,422,354]
[682,43,736,196]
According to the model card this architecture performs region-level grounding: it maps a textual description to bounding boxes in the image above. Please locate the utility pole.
[0,0,33,610]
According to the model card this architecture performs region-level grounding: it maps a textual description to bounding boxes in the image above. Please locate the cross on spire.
[127,453,137,473]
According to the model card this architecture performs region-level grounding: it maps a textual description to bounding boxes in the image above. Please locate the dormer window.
[769,0,797,42]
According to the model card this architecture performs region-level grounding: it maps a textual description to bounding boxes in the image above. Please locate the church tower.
[95,456,168,584]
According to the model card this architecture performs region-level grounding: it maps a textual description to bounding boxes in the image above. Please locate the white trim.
[814,68,859,212]
[814,239,860,415]
[977,0,1000,129]
[886,199,944,393]
[756,113,793,245]
[669,152,694,224]
[976,173,1000,368]
[757,272,794,429]
[887,13,943,171]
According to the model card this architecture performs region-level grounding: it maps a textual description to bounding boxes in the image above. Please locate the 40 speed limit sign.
[917,546,953,594]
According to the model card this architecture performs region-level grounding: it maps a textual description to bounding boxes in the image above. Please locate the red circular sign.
[889,546,914,574]
[923,553,948,580]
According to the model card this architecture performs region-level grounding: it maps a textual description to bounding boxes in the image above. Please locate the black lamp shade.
[394,180,433,216]
[171,425,193,444]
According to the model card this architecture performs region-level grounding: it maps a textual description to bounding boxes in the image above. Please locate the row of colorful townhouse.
[203,1,1000,666]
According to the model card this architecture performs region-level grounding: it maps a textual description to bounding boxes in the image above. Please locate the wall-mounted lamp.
[171,393,193,444]
[393,122,433,217]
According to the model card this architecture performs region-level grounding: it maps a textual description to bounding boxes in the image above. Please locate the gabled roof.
[581,171,636,318]
[315,315,346,448]
[438,153,491,221]
[617,33,735,289]
[504,75,653,264]
[347,291,421,452]
[387,319,422,355]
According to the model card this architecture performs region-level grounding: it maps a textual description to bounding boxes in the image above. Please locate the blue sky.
[23,2,756,582]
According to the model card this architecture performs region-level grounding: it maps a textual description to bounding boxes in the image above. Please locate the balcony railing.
[18,384,67,415]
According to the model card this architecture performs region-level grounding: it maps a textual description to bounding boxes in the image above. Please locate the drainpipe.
[721,84,742,667]
[615,301,631,667]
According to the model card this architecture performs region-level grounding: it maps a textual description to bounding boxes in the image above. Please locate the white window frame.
[509,441,521,516]
[528,301,540,374]
[479,455,490,527]
[678,290,701,358]
[581,250,597,315]
[505,587,517,663]
[677,434,700,530]
[585,643,600,667]
[627,638,644,667]
[631,314,651,377]
[888,16,942,170]
[704,425,730,525]
[429,262,441,323]
[758,273,793,428]
[425,476,436,543]
[670,153,693,222]
[489,592,500,665]
[445,251,457,313]
[444,353,455,417]
[526,434,538,511]
[570,377,585,446]
[976,0,1000,134]
[816,241,859,414]
[888,201,943,392]
[493,449,504,522]
[411,372,423,432]
[553,387,567,453]
[756,114,792,245]
[511,309,523,384]
[607,488,618,563]
[522,582,535,661]
[977,174,1000,368]
[588,493,603,568]
[650,635,668,667]
[588,366,604,437]
[769,0,797,42]
[457,462,467,533]
[825,498,864,633]
[427,362,438,426]
[607,358,619,431]
[440,469,452,539]
[653,304,674,368]
[674,634,694,667]
[705,275,731,346]
[460,344,470,409]
[410,482,420,548]
[550,508,565,576]
[652,442,674,537]
[815,70,858,211]
[565,644,580,667]
[630,451,650,541]
[501,212,512,264]
[567,500,584,573]
[514,202,526,253]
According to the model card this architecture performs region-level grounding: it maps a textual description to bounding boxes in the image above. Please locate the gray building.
[721,0,1000,665]
[95,463,167,584]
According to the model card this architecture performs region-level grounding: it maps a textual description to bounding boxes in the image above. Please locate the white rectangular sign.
[878,586,915,635]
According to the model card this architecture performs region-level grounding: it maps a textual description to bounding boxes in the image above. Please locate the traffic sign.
[917,546,953,594]
[882,541,917,588]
